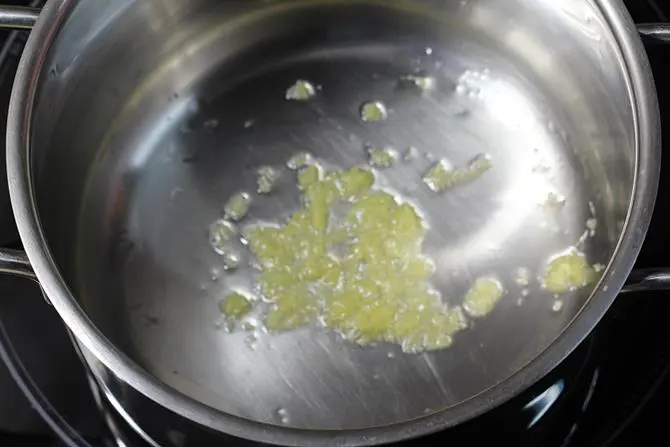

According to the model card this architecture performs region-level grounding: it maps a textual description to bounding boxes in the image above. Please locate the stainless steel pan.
[0,1,668,445]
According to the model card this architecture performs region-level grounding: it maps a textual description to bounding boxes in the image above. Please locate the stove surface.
[1,1,670,446]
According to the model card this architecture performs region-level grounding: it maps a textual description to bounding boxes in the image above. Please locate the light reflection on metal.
[581,368,600,412]
[523,379,565,428]
[560,422,579,447]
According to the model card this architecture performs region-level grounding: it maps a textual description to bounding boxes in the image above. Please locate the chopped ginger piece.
[298,165,321,189]
[423,154,492,192]
[224,192,251,221]
[220,292,252,319]
[338,167,375,197]
[543,250,595,294]
[463,277,503,317]
[360,101,388,122]
[285,80,316,101]
[367,147,398,168]
[287,152,314,170]
[257,166,280,194]
[242,160,463,353]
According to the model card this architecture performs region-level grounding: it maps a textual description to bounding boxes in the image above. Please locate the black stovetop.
[2,1,670,446]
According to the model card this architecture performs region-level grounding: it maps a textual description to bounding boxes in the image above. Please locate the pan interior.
[30,0,635,430]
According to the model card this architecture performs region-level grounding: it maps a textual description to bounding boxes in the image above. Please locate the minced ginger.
[241,163,466,353]
[542,250,596,294]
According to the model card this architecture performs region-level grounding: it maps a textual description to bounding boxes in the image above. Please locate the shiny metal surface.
[0,249,34,280]
[623,269,670,293]
[2,0,662,445]
[638,23,670,43]
[73,2,631,427]
[0,6,39,30]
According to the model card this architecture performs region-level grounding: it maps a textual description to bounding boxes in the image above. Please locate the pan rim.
[5,0,660,445]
